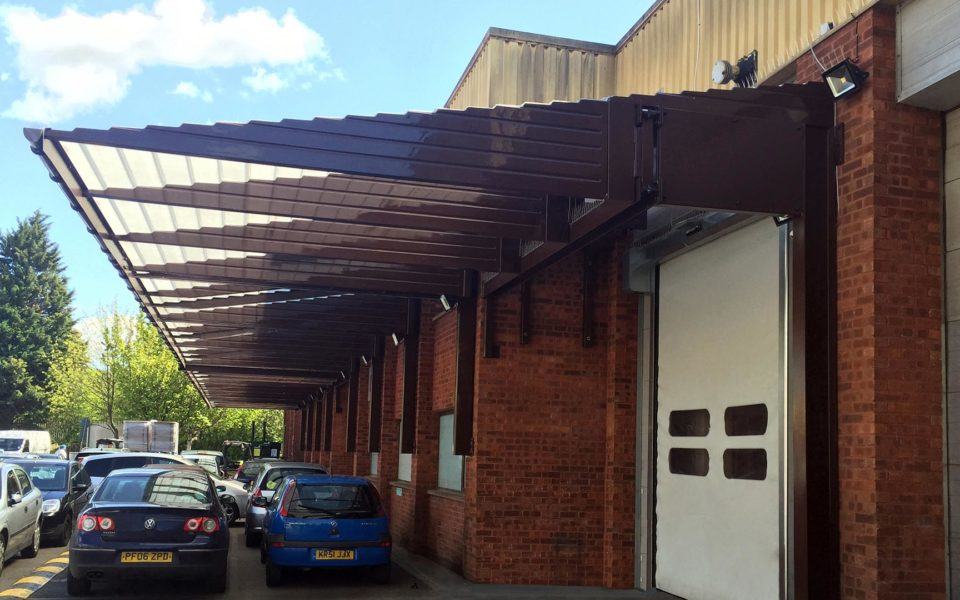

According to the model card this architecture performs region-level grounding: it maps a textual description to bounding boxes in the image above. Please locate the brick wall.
[465,246,637,586]
[797,7,946,599]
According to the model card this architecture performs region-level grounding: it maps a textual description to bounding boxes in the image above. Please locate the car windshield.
[18,463,67,491]
[288,483,379,518]
[0,439,24,451]
[94,472,212,506]
[263,468,324,491]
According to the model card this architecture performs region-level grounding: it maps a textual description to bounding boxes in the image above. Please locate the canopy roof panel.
[26,84,833,408]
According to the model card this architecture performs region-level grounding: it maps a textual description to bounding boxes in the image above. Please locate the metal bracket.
[582,251,597,348]
[519,280,532,345]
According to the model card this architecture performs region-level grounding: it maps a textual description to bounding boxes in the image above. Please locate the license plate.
[314,549,355,560]
[120,551,173,563]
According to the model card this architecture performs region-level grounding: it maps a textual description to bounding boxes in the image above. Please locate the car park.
[244,462,326,547]
[77,452,195,488]
[66,464,229,596]
[0,462,43,577]
[3,458,91,546]
[261,475,391,587]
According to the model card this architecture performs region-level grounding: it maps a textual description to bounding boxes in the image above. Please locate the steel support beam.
[454,276,478,455]
[400,299,420,453]
[323,390,334,452]
[482,296,499,359]
[368,337,385,453]
[345,358,360,452]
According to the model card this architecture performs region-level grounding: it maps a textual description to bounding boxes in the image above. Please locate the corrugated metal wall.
[448,36,616,109]
[447,0,876,108]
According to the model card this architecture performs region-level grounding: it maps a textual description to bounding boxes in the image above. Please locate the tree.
[0,212,74,427]
[46,307,285,451]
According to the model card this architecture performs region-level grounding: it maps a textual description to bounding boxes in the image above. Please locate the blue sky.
[0,0,650,319]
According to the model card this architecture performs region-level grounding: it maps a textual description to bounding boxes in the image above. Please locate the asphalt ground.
[0,526,431,600]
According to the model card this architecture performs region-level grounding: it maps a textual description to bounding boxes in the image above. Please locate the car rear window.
[238,462,264,478]
[263,468,325,491]
[81,457,115,478]
[94,472,212,506]
[19,464,67,491]
[288,484,380,518]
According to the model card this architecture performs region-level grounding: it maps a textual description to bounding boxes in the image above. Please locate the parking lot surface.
[0,527,430,600]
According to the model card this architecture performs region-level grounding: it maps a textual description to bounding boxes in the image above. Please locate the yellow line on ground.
[13,577,49,587]
[45,557,67,564]
[0,589,32,598]
[34,566,61,574]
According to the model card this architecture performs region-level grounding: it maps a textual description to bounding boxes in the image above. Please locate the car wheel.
[21,520,40,558]
[0,535,7,577]
[259,539,267,565]
[222,498,238,526]
[244,529,259,548]
[67,570,91,596]
[265,559,283,588]
[58,514,72,547]
[371,563,391,585]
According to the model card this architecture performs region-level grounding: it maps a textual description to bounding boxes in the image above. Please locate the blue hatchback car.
[261,475,391,587]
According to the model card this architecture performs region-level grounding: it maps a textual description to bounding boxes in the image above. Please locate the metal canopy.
[26,83,833,409]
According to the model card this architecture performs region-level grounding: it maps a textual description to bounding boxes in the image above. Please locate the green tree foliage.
[0,212,73,427]
[46,309,284,451]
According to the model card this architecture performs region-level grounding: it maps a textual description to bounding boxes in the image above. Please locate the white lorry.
[121,420,179,453]
[0,430,52,454]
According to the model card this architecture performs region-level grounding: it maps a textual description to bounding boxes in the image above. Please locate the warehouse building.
[26,0,960,598]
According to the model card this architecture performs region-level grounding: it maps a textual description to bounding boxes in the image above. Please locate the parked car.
[3,458,91,546]
[66,464,229,596]
[77,452,195,488]
[181,454,222,477]
[232,458,272,487]
[0,462,43,577]
[211,475,248,525]
[73,448,125,464]
[181,451,225,477]
[244,462,326,547]
[261,475,391,587]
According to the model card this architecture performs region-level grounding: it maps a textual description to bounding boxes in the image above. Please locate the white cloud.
[0,0,329,122]
[0,72,9,82]
[171,80,213,103]
[242,67,287,94]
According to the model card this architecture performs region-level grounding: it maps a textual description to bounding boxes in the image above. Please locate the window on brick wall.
[437,413,464,492]
[398,423,412,481]
[370,452,379,476]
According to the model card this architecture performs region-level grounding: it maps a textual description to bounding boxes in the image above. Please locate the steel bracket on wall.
[582,250,597,347]
[482,295,499,358]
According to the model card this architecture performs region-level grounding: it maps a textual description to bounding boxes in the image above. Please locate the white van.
[0,431,52,454]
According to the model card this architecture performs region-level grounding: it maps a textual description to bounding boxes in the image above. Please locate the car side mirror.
[242,482,250,491]
[251,496,268,508]
[216,485,225,493]
[8,493,22,506]
[74,481,89,492]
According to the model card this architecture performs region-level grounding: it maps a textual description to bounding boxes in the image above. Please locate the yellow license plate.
[314,549,355,560]
[120,551,173,563]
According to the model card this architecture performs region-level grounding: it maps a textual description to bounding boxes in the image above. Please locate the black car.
[67,465,229,596]
[5,459,91,546]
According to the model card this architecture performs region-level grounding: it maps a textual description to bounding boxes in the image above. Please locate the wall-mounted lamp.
[822,59,868,100]
[339,370,346,380]
[391,332,401,346]
[361,355,369,366]
[440,295,453,311]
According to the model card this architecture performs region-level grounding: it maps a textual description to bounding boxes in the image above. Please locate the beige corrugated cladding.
[447,0,876,109]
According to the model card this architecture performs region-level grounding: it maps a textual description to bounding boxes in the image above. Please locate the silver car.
[0,462,43,577]
[212,475,248,525]
[243,462,326,547]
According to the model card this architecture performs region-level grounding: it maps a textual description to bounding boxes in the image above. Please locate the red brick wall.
[283,409,303,461]
[797,7,945,599]
[432,311,457,412]
[327,385,353,474]
[465,247,636,586]
[353,364,371,476]
[426,494,465,572]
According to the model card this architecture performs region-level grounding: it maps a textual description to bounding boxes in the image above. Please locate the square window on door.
[724,404,768,436]
[668,448,709,476]
[722,449,767,480]
[668,409,710,436]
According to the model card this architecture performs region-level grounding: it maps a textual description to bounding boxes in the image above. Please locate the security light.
[391,332,401,346]
[361,355,369,366]
[822,59,868,99]
[440,295,452,311]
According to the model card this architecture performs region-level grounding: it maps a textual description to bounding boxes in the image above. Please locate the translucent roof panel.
[93,196,297,235]
[119,241,264,267]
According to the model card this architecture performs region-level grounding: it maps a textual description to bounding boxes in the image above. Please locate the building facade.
[283,1,959,599]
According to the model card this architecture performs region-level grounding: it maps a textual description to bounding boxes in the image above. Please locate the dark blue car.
[261,475,391,587]
[67,465,229,596]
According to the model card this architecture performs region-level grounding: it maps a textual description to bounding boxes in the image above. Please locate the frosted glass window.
[397,424,412,482]
[370,452,379,476]
[437,413,464,492]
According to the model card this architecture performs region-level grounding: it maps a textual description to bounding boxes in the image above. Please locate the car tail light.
[184,517,219,533]
[78,515,115,532]
[78,515,97,532]
[378,533,392,548]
